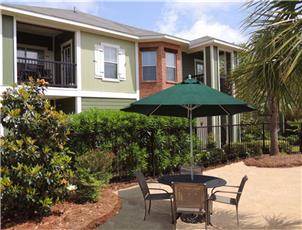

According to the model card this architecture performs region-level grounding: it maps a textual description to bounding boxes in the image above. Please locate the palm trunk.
[268,95,279,155]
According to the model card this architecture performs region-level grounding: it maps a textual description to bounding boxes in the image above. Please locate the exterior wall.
[81,97,135,111]
[138,42,182,98]
[2,15,14,85]
[182,51,203,78]
[81,31,136,94]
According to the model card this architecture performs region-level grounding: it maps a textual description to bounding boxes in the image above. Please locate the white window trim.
[142,50,157,81]
[165,52,176,81]
[60,39,73,62]
[99,42,121,82]
[194,58,205,83]
[17,43,49,58]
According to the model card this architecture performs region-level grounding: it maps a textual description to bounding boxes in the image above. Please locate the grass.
[244,154,302,168]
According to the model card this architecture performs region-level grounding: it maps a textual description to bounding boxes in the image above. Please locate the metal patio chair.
[210,175,248,226]
[172,182,209,229]
[180,166,204,175]
[134,171,173,222]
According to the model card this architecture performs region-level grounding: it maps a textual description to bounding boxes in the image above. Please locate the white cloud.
[156,2,247,44]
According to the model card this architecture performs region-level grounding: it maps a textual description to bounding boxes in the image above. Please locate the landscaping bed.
[2,188,121,230]
[244,154,302,168]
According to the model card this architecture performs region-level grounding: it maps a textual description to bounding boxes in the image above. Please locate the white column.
[210,45,221,147]
[75,31,81,90]
[135,41,140,100]
[231,51,239,142]
[13,17,17,84]
[75,96,82,113]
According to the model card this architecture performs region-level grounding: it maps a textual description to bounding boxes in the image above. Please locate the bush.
[223,141,263,160]
[0,80,73,217]
[69,109,192,176]
[71,149,114,203]
[195,148,226,166]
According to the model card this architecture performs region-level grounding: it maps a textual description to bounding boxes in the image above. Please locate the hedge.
[68,109,195,176]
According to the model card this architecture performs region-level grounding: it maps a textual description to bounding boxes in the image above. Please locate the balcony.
[17,57,76,88]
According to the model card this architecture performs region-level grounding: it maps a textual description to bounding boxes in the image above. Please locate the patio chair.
[134,171,173,222]
[180,166,204,175]
[172,182,209,229]
[210,175,248,226]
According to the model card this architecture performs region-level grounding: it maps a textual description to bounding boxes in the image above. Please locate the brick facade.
[138,42,182,98]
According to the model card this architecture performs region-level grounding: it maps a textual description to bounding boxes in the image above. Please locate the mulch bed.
[244,154,302,168]
[3,188,121,230]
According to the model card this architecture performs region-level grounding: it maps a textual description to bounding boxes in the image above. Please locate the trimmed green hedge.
[69,109,193,176]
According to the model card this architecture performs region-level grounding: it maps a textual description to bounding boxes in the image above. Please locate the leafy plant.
[71,149,114,203]
[68,109,191,176]
[0,79,73,217]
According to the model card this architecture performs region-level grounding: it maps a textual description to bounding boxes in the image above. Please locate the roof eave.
[139,35,190,46]
[0,4,140,41]
[189,39,243,52]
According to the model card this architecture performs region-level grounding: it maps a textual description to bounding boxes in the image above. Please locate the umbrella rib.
[149,104,161,115]
[219,105,230,115]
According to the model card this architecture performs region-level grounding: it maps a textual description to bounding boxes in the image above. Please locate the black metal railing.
[17,57,77,88]
[195,122,302,154]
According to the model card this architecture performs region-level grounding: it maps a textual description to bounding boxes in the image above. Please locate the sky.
[1,0,250,44]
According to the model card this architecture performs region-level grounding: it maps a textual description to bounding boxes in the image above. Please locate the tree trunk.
[268,95,280,155]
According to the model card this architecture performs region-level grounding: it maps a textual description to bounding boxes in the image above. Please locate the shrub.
[0,80,72,217]
[195,148,226,166]
[72,149,114,203]
[69,109,191,176]
[223,141,262,160]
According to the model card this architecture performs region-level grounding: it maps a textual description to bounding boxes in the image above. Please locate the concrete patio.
[100,162,302,229]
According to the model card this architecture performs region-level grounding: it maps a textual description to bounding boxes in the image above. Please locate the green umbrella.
[122,78,255,179]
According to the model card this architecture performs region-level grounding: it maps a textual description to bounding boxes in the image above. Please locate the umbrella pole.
[189,107,194,180]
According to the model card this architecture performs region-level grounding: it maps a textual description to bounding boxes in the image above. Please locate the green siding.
[81,31,136,93]
[82,97,135,111]
[2,15,14,85]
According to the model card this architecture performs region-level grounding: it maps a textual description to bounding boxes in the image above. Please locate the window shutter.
[94,44,104,78]
[118,48,126,81]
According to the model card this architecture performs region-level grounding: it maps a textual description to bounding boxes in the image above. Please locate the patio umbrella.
[122,78,255,179]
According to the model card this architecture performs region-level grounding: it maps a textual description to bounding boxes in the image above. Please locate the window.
[166,52,176,81]
[17,47,44,64]
[104,46,118,79]
[142,51,157,81]
[195,60,204,83]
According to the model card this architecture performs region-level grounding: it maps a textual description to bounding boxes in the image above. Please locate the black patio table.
[158,174,226,224]
[158,174,226,188]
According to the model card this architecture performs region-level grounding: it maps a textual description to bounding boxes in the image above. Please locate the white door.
[61,40,73,86]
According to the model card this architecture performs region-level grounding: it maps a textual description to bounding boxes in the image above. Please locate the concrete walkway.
[100,162,302,230]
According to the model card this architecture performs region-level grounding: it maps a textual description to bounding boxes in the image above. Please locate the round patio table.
[158,174,226,224]
[158,174,226,188]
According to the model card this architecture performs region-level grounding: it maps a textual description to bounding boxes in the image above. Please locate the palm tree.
[232,1,302,155]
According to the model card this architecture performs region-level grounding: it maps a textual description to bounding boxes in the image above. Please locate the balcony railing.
[17,57,77,88]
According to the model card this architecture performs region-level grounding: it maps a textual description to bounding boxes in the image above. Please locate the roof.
[2,4,163,37]
[0,4,242,50]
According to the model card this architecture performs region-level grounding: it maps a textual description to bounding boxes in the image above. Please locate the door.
[61,40,73,86]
